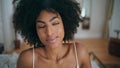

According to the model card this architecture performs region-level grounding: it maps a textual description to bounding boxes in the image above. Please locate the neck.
[44,43,66,60]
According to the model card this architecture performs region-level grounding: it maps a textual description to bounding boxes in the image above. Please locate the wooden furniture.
[108,38,120,57]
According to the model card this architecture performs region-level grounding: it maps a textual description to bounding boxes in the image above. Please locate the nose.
[46,26,54,37]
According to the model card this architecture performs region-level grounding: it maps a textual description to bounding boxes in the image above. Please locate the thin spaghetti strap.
[74,42,79,68]
[33,47,34,68]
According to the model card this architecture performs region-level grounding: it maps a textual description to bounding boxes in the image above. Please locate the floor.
[6,38,120,64]
[75,38,120,64]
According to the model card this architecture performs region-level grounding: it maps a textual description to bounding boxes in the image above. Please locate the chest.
[34,54,81,68]
[33,44,82,68]
[35,58,77,68]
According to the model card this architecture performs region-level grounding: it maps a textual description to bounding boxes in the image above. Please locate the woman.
[13,0,91,68]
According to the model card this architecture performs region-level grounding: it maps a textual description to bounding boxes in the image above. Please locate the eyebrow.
[36,15,58,23]
[49,15,58,22]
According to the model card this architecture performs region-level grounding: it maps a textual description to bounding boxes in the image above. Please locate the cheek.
[57,24,64,37]
[36,29,45,40]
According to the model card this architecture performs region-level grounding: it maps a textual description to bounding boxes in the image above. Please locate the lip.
[46,37,57,44]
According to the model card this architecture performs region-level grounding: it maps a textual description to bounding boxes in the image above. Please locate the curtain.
[103,0,114,38]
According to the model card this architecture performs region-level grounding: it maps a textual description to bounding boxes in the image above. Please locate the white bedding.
[0,52,19,68]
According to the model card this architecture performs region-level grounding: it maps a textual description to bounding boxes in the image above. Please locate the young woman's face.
[36,10,64,48]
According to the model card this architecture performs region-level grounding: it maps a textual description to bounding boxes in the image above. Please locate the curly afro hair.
[13,0,82,47]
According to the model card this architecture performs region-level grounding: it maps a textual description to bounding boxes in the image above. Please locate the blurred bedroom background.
[0,0,120,68]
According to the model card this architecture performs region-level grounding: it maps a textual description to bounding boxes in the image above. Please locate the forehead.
[37,9,60,22]
[39,10,57,17]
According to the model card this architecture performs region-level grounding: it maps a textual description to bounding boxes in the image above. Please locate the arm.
[17,49,33,68]
[76,42,91,68]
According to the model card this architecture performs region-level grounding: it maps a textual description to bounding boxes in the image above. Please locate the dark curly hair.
[13,0,82,47]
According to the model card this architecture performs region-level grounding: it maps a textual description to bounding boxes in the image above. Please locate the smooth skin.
[17,10,91,68]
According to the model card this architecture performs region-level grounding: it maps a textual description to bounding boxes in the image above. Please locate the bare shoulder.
[75,42,89,56]
[75,42,91,68]
[17,48,33,68]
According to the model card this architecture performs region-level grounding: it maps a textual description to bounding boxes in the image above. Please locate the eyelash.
[37,22,59,29]
[37,25,46,28]
[53,22,59,25]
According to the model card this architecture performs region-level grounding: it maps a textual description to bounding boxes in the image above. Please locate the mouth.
[46,36,58,44]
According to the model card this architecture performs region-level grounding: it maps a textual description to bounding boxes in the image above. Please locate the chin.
[45,41,62,48]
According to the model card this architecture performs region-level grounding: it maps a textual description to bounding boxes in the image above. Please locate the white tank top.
[32,42,80,68]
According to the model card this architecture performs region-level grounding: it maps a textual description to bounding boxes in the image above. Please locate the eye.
[37,24,46,29]
[37,26,46,28]
[52,21,59,25]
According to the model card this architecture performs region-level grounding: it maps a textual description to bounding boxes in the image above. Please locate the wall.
[74,0,108,38]
[0,0,15,51]
[109,0,120,38]
[0,0,4,43]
